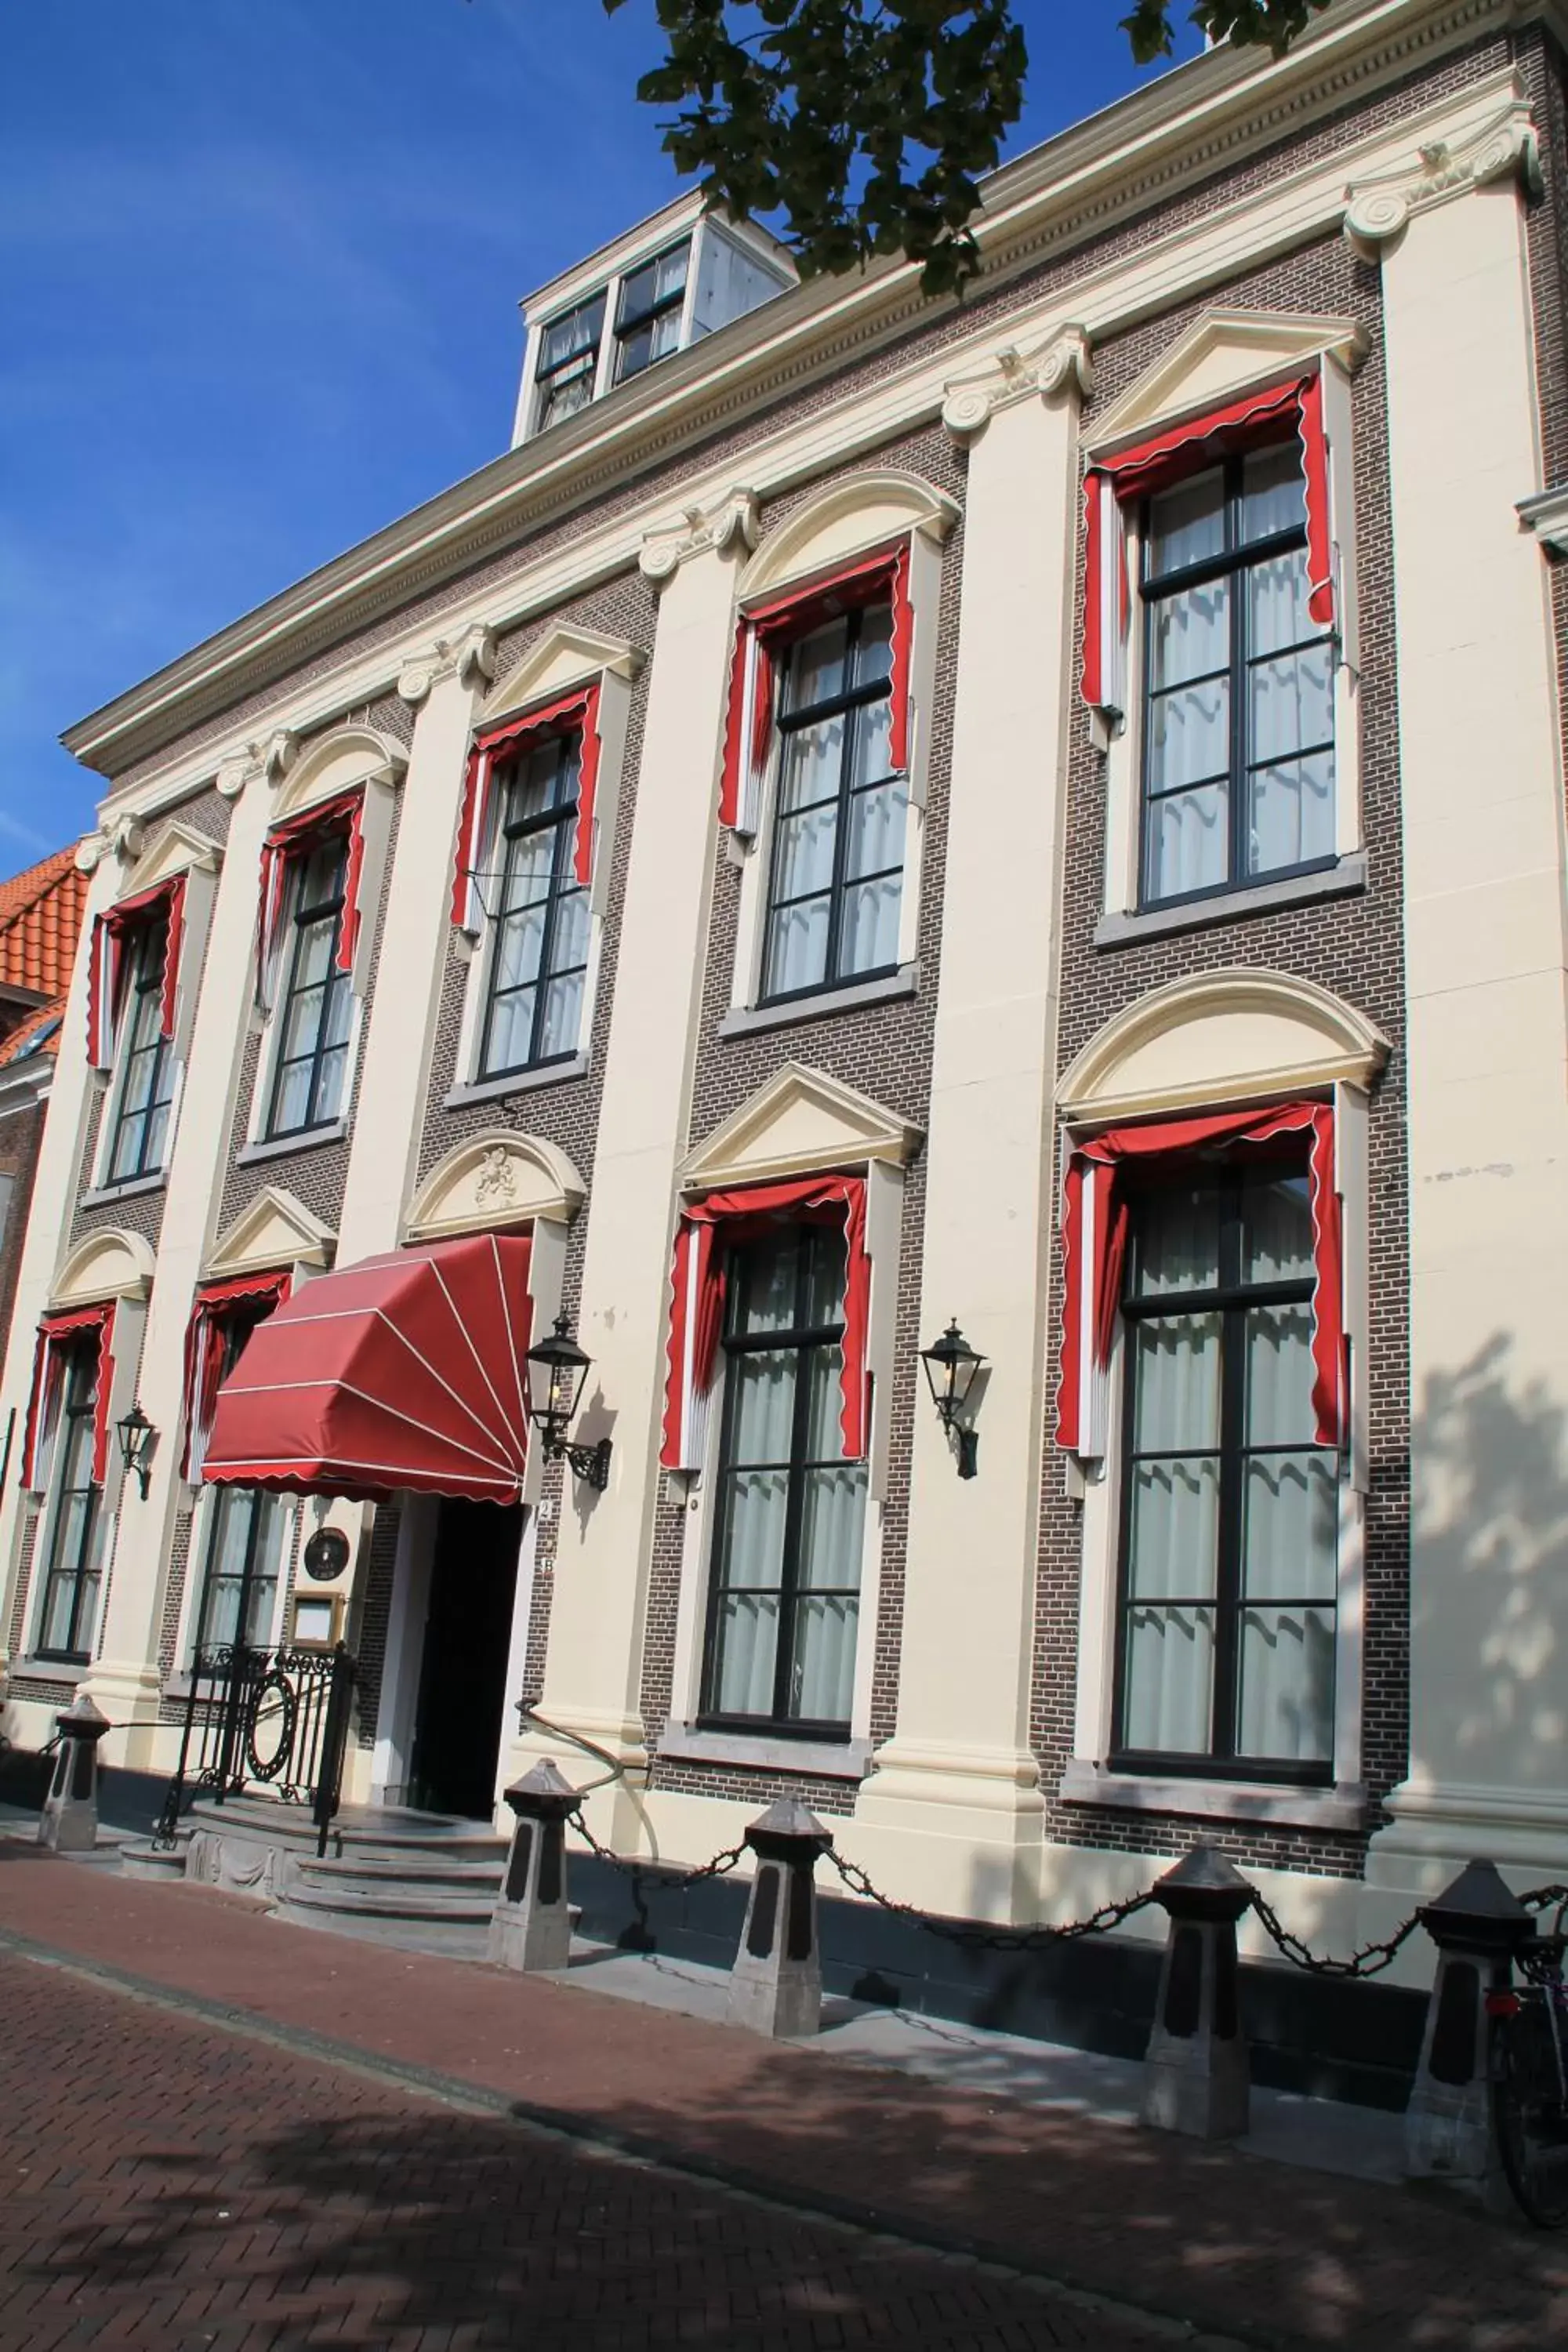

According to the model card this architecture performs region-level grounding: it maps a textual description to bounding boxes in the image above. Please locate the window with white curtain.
[701,1225,866,1734]
[1139,442,1335,906]
[1114,1160,1338,1779]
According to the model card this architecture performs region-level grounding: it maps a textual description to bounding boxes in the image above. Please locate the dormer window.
[517,205,793,445]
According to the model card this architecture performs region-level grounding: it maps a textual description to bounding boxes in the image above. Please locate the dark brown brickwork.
[157,1510,194,1679]
[112,37,1508,815]
[5,1505,39,1662]
[637,422,966,1810]
[1033,234,1409,1882]
[652,1759,859,1817]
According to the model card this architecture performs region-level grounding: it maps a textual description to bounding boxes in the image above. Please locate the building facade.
[0,850,89,1391]
[5,0,1568,1988]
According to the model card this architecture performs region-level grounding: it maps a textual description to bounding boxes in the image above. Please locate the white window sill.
[235,1120,349,1168]
[658,1722,873,1781]
[718,964,918,1040]
[78,1171,167,1210]
[1094,854,1367,949]
[1058,1756,1368,1831]
[9,1656,89,1686]
[444,1054,590,1112]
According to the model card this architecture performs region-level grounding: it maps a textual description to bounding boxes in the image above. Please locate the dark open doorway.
[408,1497,524,1820]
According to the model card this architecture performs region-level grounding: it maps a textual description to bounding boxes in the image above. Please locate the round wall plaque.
[303,1527,350,1584]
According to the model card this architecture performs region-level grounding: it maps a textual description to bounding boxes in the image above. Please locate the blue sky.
[0,0,1196,857]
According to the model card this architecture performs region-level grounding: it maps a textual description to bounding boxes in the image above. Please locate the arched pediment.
[52,1228,154,1307]
[1087,308,1367,456]
[273,724,407,819]
[1058,970,1388,1123]
[481,626,645,728]
[405,1130,585,1241]
[739,470,960,603]
[205,1187,336,1279]
[684,1062,921,1189]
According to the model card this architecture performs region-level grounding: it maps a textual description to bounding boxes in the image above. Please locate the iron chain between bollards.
[826,1849,1159,1951]
[566,1805,746,1888]
[1248,1889,1425,1980]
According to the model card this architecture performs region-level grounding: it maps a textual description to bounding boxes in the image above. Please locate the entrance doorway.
[408,1497,524,1820]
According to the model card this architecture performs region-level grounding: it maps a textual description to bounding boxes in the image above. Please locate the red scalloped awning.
[201,1235,534,1503]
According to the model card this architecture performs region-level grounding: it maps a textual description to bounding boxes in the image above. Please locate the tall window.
[479,732,590,1079]
[194,1486,281,1658]
[107,919,176,1183]
[762,602,906,1002]
[37,1348,103,1662]
[1114,1162,1338,1780]
[702,1226,866,1734]
[1141,441,1334,906]
[612,242,688,384]
[267,836,352,1139]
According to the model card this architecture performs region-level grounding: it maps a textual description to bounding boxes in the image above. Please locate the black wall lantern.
[115,1402,158,1500]
[919,1320,984,1479]
[524,1314,612,1491]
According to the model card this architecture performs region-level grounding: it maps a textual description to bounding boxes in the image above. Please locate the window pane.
[42,1564,82,1653]
[724,1470,789,1590]
[495,903,547,993]
[1247,752,1334,877]
[1248,546,1317,658]
[797,1465,867,1591]
[1149,469,1223,572]
[1243,1454,1338,1602]
[539,971,584,1060]
[1127,1459,1221,1599]
[321,967,353,1049]
[615,307,683,380]
[846,779,906,880]
[279,981,325,1063]
[143,1097,171,1174]
[1245,1303,1316,1444]
[1149,676,1229,791]
[540,294,604,373]
[550,887,590,975]
[710,1594,779,1716]
[1132,1313,1221,1450]
[734,1240,800,1336]
[502,828,557,905]
[484,985,535,1076]
[849,693,895,789]
[539,367,595,428]
[840,875,902,977]
[856,606,894,684]
[802,1236,846,1334]
[803,1344,848,1457]
[764,896,829,996]
[619,242,688,321]
[297,840,346,912]
[1243,1176,1314,1283]
[1150,579,1229,690]
[1241,443,1306,543]
[314,1045,347,1124]
[1237,1607,1334,1762]
[788,619,849,713]
[789,1595,858,1724]
[1146,779,1227,901]
[732,1349,797,1459]
[1131,1186,1221,1296]
[1123,1606,1214,1752]
[271,1057,312,1134]
[1249,643,1333,763]
[110,1109,147,1184]
[772,802,839,902]
[779,714,844,812]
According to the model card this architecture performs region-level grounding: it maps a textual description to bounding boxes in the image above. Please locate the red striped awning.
[201,1235,534,1503]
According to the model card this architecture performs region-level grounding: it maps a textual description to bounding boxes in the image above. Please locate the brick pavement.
[2,1846,1568,2348]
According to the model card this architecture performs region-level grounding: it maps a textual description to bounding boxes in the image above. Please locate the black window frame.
[699,1224,864,1740]
[1110,1158,1339,1788]
[190,1309,280,1661]
[477,731,589,1082]
[36,1345,103,1665]
[105,915,177,1185]
[1138,441,1337,913]
[533,291,608,431]
[264,833,353,1142]
[612,238,691,387]
[760,598,904,1007]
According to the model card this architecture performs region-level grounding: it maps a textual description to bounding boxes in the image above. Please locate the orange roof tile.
[0,846,88,1002]
[0,996,65,1068]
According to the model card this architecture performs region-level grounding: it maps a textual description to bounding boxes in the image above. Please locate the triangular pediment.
[117,819,221,898]
[1088,309,1367,456]
[205,1186,336,1279]
[683,1062,921,1189]
[482,626,646,727]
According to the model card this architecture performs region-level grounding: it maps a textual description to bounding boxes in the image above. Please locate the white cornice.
[65,0,1540,795]
[1518,484,1568,553]
[942,326,1095,438]
[1342,92,1541,256]
[639,487,760,584]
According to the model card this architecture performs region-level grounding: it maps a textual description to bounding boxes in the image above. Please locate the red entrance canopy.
[201,1234,534,1503]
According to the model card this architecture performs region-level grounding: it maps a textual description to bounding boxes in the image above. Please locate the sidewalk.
[2,1841,1566,2349]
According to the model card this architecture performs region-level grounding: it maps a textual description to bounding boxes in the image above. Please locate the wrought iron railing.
[153,1642,357,1859]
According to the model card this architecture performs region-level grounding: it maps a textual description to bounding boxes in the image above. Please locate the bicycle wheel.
[1493,1998,1568,2227]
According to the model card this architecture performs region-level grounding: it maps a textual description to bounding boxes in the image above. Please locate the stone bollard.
[486,1758,579,1973]
[1404,1858,1534,2197]
[1141,1845,1256,2140]
[726,1799,833,2040]
[38,1695,111,1855]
